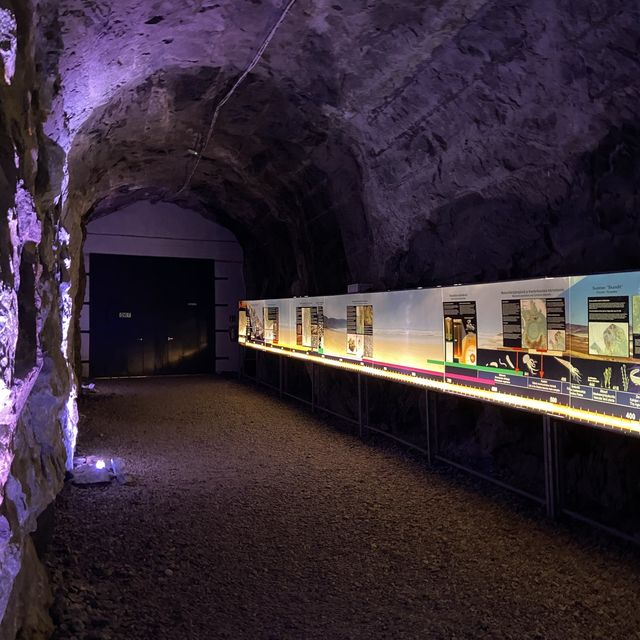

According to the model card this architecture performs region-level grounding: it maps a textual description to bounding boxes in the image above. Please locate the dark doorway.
[90,254,215,376]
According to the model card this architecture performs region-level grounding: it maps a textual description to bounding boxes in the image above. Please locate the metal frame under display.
[240,347,640,545]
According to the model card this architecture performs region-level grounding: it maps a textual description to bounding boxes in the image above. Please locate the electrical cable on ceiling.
[177,0,298,194]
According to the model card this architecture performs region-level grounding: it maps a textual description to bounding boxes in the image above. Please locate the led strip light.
[243,341,640,436]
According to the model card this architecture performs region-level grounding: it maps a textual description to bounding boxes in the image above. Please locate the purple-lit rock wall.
[0,3,77,638]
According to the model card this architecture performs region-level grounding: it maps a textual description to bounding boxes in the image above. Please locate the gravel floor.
[45,377,640,640]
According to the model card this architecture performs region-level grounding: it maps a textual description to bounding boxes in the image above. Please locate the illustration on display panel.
[239,270,640,434]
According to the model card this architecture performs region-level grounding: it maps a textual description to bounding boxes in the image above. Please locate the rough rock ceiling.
[37,0,640,294]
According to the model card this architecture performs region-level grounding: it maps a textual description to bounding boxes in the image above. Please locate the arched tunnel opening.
[1,1,640,638]
[66,60,371,380]
[67,62,369,298]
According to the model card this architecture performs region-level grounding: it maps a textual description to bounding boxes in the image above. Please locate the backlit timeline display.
[239,272,640,435]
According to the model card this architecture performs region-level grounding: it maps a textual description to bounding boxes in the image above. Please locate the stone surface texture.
[0,0,638,637]
[0,2,77,638]
[40,0,640,294]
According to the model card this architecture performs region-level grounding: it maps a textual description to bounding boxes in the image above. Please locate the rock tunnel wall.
[0,3,78,638]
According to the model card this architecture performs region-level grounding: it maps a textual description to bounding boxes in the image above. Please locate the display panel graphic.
[587,296,629,357]
[263,306,279,344]
[443,300,477,365]
[238,307,248,344]
[297,305,324,351]
[364,289,444,380]
[347,304,373,358]
[240,271,640,435]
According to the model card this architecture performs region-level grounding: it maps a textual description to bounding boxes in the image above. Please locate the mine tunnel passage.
[47,377,640,640]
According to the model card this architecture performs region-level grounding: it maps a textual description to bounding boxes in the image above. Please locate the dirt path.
[46,377,640,640]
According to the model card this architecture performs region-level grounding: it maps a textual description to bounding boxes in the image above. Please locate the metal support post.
[357,373,363,438]
[364,376,369,429]
[432,391,439,457]
[278,355,283,398]
[543,415,561,520]
[311,362,316,413]
[425,390,432,465]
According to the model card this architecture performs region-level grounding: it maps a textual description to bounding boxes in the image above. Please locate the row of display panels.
[239,271,640,435]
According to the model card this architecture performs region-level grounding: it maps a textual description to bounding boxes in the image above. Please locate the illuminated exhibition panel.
[239,272,640,435]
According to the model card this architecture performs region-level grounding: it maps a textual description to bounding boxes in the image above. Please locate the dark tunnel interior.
[0,0,639,638]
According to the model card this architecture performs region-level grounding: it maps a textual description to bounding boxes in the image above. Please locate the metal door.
[89,254,215,376]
